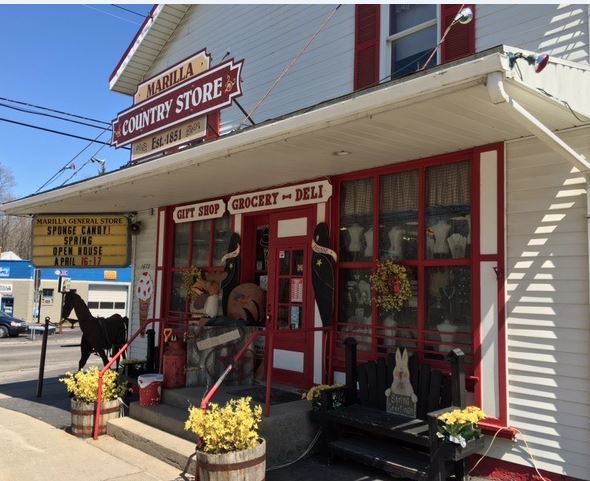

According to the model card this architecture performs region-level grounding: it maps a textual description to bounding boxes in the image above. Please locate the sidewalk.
[0,406,190,481]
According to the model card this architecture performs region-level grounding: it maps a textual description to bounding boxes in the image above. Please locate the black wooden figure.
[311,222,336,326]
[62,291,128,370]
[220,232,241,316]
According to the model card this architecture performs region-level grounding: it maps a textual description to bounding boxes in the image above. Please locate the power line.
[0,117,120,147]
[81,4,141,26]
[110,4,147,18]
[35,129,112,193]
[60,146,108,186]
[0,101,111,131]
[0,96,111,126]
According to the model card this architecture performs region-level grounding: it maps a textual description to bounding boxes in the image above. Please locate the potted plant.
[436,405,486,460]
[60,367,128,438]
[185,396,265,480]
[302,384,345,411]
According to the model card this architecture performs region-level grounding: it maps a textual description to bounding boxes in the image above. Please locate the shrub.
[60,367,128,403]
[185,397,262,454]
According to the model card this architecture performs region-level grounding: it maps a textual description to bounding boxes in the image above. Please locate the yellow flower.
[185,396,262,454]
[59,367,128,403]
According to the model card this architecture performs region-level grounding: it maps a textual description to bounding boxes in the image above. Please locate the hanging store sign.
[32,215,131,268]
[134,50,211,103]
[228,180,332,215]
[111,57,244,149]
[173,199,226,224]
[131,51,211,162]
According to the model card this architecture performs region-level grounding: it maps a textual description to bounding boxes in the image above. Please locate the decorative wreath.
[370,260,412,312]
[180,266,203,300]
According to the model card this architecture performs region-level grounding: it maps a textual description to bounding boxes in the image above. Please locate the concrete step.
[130,387,319,468]
[130,401,195,442]
[107,416,197,474]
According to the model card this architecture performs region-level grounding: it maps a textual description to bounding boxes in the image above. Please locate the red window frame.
[331,148,484,377]
[162,204,232,317]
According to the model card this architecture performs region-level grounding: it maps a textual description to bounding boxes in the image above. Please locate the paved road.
[0,326,102,429]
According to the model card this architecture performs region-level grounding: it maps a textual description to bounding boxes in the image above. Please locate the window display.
[379,171,418,261]
[336,157,475,368]
[340,178,373,262]
[426,162,471,259]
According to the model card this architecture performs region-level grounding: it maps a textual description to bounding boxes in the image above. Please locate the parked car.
[0,311,28,338]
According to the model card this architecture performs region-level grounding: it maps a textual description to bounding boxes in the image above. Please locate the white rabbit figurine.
[385,348,418,404]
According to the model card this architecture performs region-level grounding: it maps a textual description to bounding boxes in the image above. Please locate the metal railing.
[93,318,162,440]
[93,318,334,439]
[200,326,334,417]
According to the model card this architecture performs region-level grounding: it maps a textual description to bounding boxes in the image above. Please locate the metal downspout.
[486,71,590,305]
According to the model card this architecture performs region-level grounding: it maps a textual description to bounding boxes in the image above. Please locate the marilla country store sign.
[111,50,244,161]
[32,215,131,268]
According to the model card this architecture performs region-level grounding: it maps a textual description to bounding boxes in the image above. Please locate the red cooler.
[137,374,164,406]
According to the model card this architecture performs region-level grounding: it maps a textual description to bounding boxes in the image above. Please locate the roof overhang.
[4,46,590,217]
[109,4,191,95]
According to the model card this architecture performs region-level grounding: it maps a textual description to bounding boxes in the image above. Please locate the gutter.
[486,71,590,306]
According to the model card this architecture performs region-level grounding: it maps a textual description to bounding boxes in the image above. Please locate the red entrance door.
[267,207,315,388]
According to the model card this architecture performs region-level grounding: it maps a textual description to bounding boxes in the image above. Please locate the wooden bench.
[312,338,481,481]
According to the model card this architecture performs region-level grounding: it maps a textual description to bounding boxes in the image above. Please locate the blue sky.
[0,4,152,199]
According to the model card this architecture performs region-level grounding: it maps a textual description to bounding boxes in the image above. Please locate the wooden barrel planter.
[70,398,121,437]
[196,439,266,481]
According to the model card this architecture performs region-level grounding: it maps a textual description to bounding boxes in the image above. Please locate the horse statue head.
[61,290,80,327]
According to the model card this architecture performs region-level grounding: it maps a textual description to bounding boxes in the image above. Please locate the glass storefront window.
[379,170,418,261]
[338,269,373,351]
[426,162,471,260]
[173,223,189,267]
[336,156,475,369]
[169,211,233,315]
[340,178,374,262]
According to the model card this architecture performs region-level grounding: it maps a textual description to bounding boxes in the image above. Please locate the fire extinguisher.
[162,327,186,389]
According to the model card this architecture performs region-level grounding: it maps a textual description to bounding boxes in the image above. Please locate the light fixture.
[333,150,351,157]
[91,156,106,175]
[453,7,473,26]
[508,52,550,74]
[62,164,76,171]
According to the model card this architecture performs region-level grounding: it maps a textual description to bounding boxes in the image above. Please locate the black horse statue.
[62,291,129,370]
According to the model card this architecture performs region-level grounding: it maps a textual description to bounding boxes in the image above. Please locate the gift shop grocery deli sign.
[111,56,244,151]
[32,215,131,268]
[228,180,332,215]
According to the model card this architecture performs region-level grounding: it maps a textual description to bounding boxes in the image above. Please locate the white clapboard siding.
[129,211,158,361]
[141,4,354,133]
[490,127,590,480]
[477,4,589,64]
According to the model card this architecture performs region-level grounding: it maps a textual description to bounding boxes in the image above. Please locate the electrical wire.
[469,426,549,481]
[0,101,111,131]
[59,144,108,186]
[420,4,465,71]
[0,117,117,147]
[35,127,112,193]
[266,428,323,471]
[240,4,342,127]
[81,4,141,26]
[110,4,147,18]
[0,96,111,126]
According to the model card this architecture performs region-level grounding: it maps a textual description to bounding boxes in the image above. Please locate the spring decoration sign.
[370,260,412,312]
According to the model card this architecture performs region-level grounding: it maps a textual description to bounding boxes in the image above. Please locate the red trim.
[478,419,518,440]
[110,4,159,82]
[496,144,508,425]
[440,4,476,63]
[469,455,580,481]
[354,4,380,90]
[471,147,482,408]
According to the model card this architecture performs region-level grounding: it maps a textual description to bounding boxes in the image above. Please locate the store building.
[0,259,131,324]
[2,4,590,480]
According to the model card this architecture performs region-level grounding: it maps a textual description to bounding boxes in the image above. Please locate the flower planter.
[70,398,121,438]
[196,439,266,481]
[442,436,485,461]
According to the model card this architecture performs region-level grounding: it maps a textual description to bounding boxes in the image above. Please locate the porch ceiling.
[4,46,589,216]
